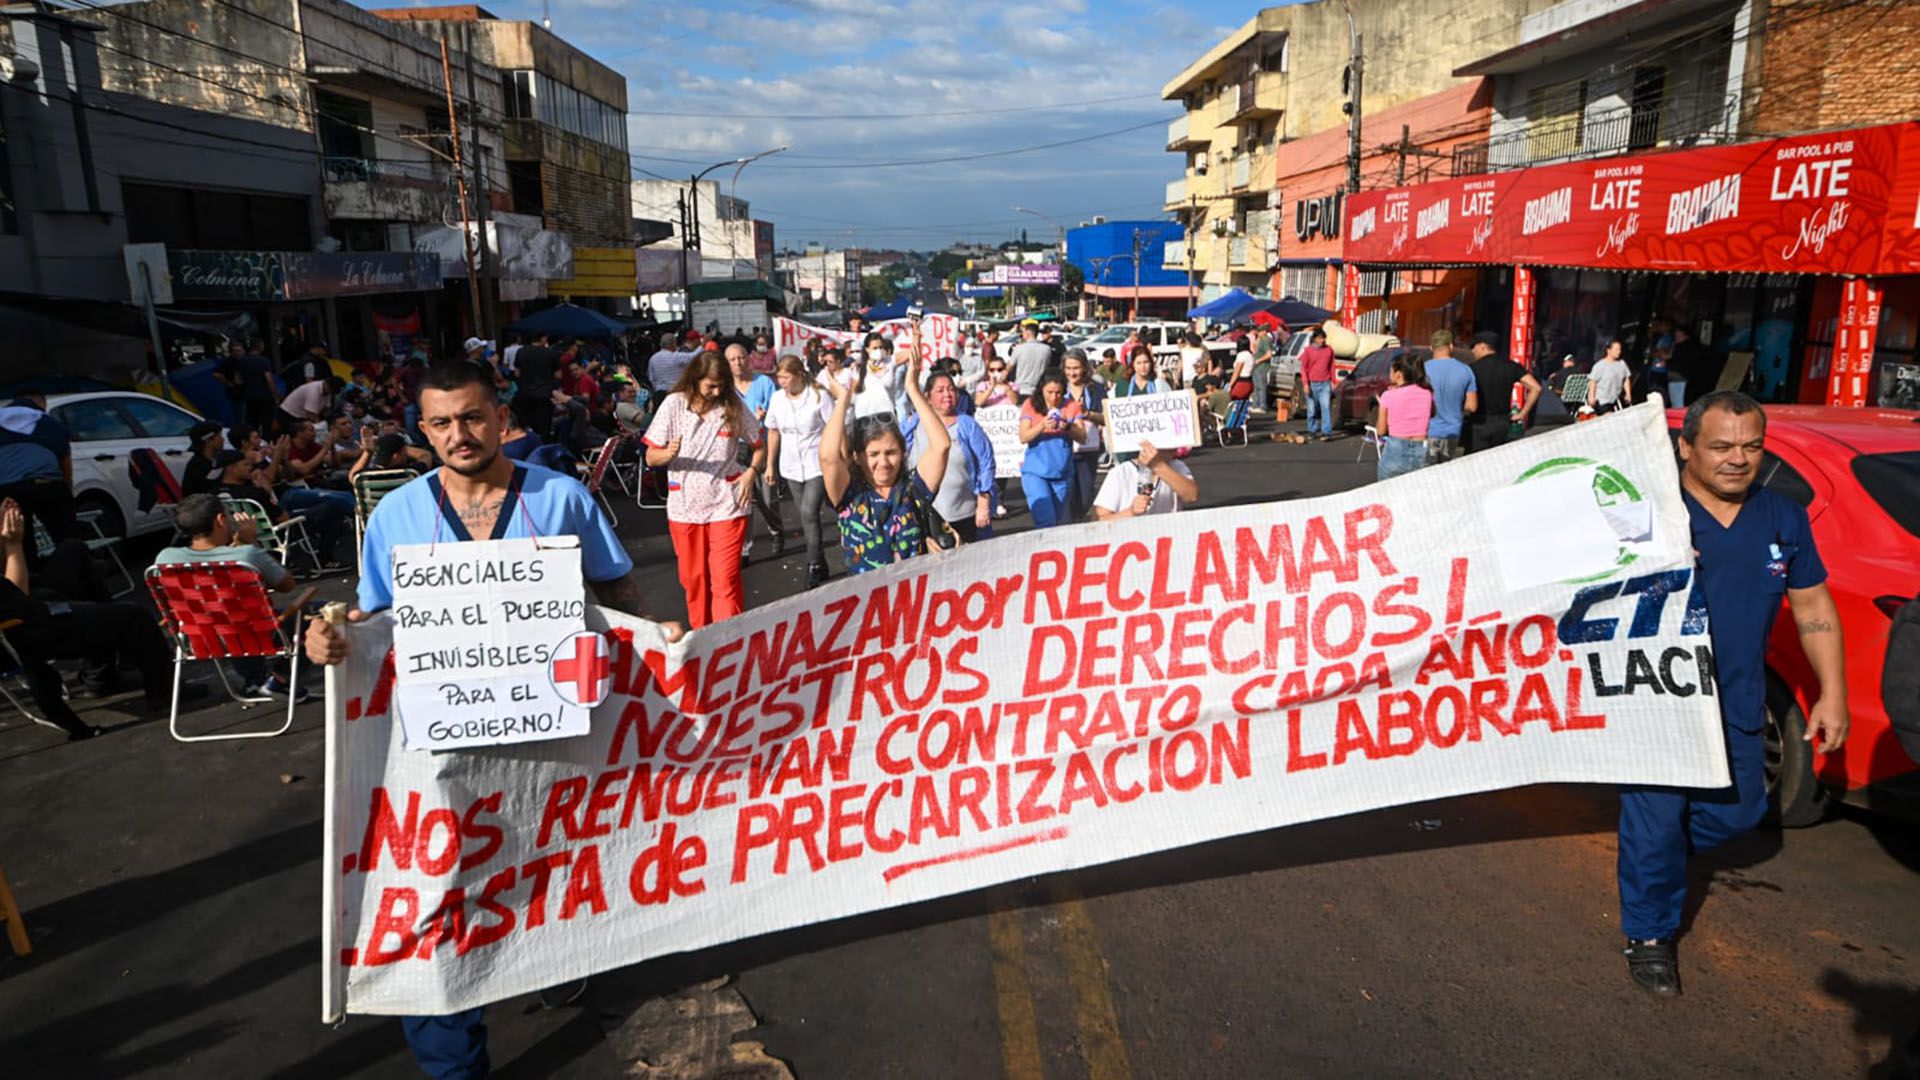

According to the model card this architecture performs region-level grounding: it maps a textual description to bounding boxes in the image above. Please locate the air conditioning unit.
[1093,215,1107,225]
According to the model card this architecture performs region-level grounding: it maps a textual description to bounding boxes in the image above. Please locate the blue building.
[1065,220,1188,320]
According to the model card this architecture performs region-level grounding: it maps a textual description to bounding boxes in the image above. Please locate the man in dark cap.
[1464,331,1542,453]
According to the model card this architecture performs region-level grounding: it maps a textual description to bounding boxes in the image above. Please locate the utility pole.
[1397,123,1409,185]
[1343,1,1364,194]
[438,31,482,336]
[460,24,494,341]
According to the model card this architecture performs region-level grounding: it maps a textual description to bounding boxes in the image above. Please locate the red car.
[1666,405,1920,824]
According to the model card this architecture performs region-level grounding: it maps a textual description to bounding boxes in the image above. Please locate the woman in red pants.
[643,351,764,627]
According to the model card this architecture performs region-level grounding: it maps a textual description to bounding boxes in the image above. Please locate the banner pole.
[319,602,348,1025]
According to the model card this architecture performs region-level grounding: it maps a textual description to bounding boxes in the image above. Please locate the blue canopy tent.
[504,303,632,340]
[1255,296,1334,326]
[862,298,912,321]
[1186,288,1265,323]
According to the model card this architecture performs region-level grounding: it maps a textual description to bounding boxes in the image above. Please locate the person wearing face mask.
[851,332,907,421]
[901,369,996,542]
[644,351,765,627]
[1018,369,1088,529]
[820,338,951,575]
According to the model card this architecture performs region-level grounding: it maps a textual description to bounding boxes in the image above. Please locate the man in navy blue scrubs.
[306,360,683,1078]
[1617,390,1848,996]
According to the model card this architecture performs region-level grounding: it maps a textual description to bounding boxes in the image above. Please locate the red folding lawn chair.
[146,562,317,743]
[580,433,626,525]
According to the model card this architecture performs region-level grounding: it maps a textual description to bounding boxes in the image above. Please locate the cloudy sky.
[480,0,1259,252]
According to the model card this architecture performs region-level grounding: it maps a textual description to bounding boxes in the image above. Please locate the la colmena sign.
[171,250,441,302]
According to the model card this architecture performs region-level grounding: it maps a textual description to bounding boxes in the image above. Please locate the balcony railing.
[1228,236,1248,266]
[1167,114,1194,150]
[1164,239,1186,268]
[323,156,442,186]
[1165,176,1187,207]
[1216,84,1241,125]
[1230,154,1251,190]
[1455,93,1739,176]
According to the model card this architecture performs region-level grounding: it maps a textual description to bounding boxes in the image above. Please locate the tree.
[1060,263,1084,294]
[861,274,898,305]
[929,251,965,281]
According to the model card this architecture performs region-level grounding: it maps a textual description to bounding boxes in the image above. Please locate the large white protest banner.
[322,402,1726,1019]
[974,404,1026,479]
[1105,390,1202,454]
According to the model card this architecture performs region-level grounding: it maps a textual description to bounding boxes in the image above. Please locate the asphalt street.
[1,412,1916,1079]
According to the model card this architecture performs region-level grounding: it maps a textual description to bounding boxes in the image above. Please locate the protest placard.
[323,403,1726,1020]
[389,537,593,751]
[1104,390,1202,454]
[974,404,1026,479]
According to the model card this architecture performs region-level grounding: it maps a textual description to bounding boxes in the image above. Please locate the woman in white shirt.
[766,355,833,587]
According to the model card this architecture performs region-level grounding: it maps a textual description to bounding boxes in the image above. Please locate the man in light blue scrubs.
[306,359,682,1079]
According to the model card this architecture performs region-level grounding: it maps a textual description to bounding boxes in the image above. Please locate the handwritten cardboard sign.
[389,537,591,751]
[974,404,1027,479]
[1104,389,1201,454]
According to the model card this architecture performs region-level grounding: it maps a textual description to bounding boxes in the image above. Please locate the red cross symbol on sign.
[548,631,612,708]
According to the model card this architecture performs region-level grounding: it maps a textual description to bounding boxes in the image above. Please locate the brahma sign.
[1344,120,1920,276]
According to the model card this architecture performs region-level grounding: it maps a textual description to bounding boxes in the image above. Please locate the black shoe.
[806,562,828,589]
[65,723,104,742]
[771,530,787,557]
[1623,938,1681,997]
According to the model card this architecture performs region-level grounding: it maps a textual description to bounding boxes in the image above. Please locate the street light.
[683,145,788,292]
[1011,205,1066,254]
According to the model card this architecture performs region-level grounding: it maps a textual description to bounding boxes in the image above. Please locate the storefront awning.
[1341,120,1920,277]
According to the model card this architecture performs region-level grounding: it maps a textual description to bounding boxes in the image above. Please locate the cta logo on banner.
[321,404,1726,1020]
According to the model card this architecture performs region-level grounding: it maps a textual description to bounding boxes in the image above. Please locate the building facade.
[1160,0,1552,305]
[0,5,455,381]
[375,6,633,310]
[1065,220,1189,321]
[1340,0,1920,409]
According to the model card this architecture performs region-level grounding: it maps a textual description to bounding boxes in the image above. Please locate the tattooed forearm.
[1797,618,1835,634]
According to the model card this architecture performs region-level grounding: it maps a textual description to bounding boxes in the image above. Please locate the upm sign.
[321,402,1727,1019]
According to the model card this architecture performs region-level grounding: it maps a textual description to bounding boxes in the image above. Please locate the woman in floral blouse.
[819,325,951,575]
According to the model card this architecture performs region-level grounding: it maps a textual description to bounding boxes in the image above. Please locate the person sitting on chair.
[0,498,195,739]
[154,493,308,702]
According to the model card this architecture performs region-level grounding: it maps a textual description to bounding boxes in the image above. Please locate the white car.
[46,391,213,538]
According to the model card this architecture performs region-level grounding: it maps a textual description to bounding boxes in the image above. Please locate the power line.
[631,116,1174,171]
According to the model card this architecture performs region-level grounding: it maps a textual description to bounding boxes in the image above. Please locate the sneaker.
[806,562,828,589]
[263,676,312,705]
[994,505,1008,519]
[1623,938,1681,997]
[65,723,105,742]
